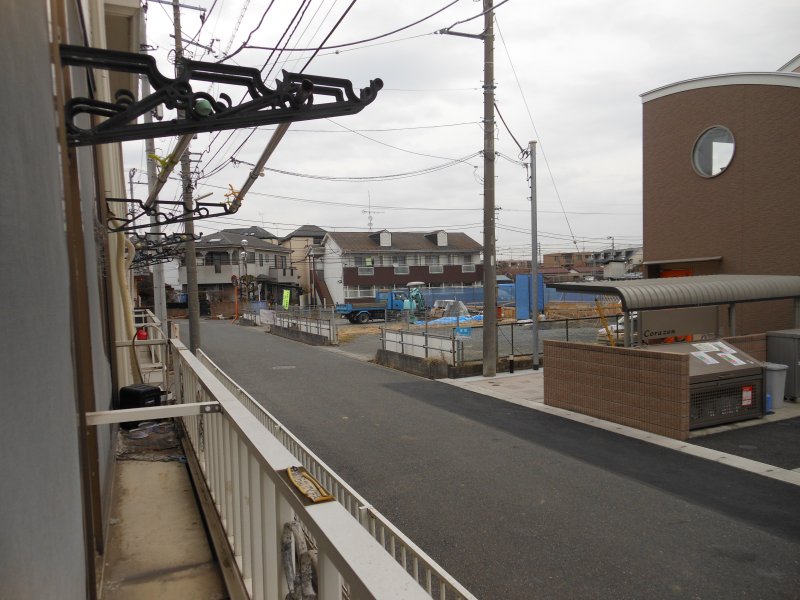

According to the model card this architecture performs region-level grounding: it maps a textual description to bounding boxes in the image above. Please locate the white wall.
[323,238,345,304]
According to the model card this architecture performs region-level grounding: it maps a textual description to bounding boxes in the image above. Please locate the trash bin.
[764,362,788,411]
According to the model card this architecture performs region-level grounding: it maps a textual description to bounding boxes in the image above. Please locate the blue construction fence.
[419,275,603,320]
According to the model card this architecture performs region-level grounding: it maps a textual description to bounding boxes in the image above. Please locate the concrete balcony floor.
[99,430,226,599]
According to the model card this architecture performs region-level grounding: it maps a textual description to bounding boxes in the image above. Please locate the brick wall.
[543,340,690,440]
[722,333,766,362]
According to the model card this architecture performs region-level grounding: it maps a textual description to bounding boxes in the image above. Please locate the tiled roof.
[326,231,482,253]
[195,229,289,252]
[221,226,279,239]
[282,224,326,241]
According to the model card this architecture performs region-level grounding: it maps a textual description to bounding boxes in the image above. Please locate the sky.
[125,0,800,264]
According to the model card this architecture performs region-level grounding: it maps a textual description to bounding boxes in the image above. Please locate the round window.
[692,126,735,177]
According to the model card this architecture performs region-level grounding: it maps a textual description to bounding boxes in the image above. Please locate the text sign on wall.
[639,306,718,340]
[282,289,291,309]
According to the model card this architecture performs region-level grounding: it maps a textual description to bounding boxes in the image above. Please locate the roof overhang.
[641,72,800,103]
[641,256,722,266]
[550,274,800,312]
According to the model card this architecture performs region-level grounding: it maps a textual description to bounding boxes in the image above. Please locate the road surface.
[185,320,800,599]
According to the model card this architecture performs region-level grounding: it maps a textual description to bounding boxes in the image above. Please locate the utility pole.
[173,0,201,353]
[529,140,539,370]
[139,13,167,331]
[481,0,497,377]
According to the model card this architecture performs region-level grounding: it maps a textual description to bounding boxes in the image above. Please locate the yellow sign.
[282,289,290,309]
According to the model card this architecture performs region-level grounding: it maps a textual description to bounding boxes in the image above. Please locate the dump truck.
[335,287,426,324]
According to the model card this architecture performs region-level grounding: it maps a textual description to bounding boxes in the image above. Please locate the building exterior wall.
[544,340,691,440]
[282,235,315,293]
[542,252,592,268]
[341,264,483,288]
[1,1,88,596]
[323,239,345,303]
[643,82,800,334]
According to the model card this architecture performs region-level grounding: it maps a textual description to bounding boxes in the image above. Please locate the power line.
[260,152,481,182]
[326,118,482,163]
[242,0,462,53]
[299,0,357,73]
[495,15,579,249]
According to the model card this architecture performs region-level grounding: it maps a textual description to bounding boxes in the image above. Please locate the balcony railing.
[127,309,168,386]
[173,343,477,600]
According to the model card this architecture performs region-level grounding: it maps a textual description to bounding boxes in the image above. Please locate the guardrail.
[381,329,461,366]
[376,315,614,366]
[173,340,438,600]
[273,309,339,345]
[197,349,477,600]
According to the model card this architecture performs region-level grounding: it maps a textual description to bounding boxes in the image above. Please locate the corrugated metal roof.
[550,275,800,312]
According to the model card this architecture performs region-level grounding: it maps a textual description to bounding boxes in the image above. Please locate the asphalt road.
[186,320,800,600]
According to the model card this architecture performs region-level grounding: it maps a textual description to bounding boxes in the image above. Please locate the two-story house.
[321,229,483,304]
[178,226,299,306]
[280,224,327,305]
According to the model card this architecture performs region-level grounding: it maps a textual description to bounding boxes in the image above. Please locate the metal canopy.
[550,275,800,312]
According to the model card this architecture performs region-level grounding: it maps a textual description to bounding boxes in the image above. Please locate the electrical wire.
[495,15,579,249]
[439,0,513,32]
[494,102,525,155]
[261,152,481,182]
[242,0,462,53]
[326,118,482,163]
[298,0,357,74]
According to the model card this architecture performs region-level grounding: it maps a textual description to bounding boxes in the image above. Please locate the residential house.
[640,55,800,333]
[280,224,328,305]
[542,251,594,269]
[178,226,298,307]
[322,230,483,304]
[588,246,643,278]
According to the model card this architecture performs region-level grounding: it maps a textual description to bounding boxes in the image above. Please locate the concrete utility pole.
[529,140,539,370]
[482,0,497,377]
[139,12,168,331]
[173,0,201,353]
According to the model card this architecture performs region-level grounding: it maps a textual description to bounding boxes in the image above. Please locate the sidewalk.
[440,368,800,487]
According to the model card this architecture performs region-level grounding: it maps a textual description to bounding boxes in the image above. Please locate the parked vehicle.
[336,287,426,324]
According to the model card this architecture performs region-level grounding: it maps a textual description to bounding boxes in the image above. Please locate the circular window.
[692,126,735,177]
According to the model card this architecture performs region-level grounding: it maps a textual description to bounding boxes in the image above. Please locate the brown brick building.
[641,65,800,334]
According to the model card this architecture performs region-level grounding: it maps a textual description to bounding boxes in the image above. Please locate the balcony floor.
[100,439,226,599]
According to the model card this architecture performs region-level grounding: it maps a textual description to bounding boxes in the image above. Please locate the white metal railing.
[273,310,339,345]
[172,340,437,600]
[130,308,168,385]
[197,349,477,600]
[381,328,461,366]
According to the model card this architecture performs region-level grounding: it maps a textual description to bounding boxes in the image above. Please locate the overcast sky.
[125,0,799,260]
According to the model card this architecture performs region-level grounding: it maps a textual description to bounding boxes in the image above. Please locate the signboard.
[282,289,291,309]
[742,386,753,406]
[639,306,718,341]
[455,327,472,338]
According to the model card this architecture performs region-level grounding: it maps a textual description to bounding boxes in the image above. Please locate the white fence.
[272,310,339,345]
[197,349,477,600]
[382,329,461,366]
[172,340,441,600]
